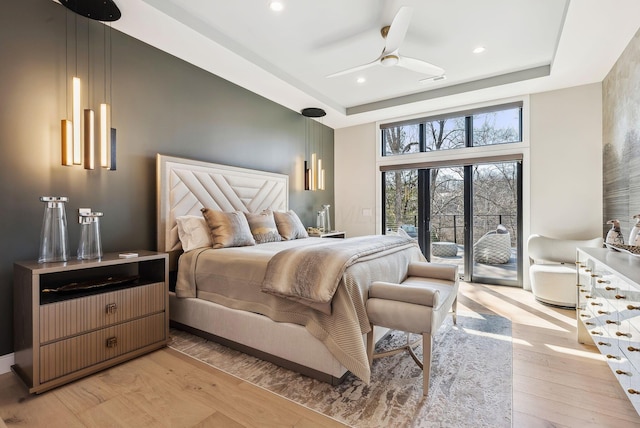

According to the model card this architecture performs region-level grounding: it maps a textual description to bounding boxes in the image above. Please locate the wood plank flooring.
[1,282,640,427]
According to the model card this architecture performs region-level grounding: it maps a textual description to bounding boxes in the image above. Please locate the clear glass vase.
[316,210,326,232]
[77,212,103,260]
[38,196,69,263]
[322,204,331,232]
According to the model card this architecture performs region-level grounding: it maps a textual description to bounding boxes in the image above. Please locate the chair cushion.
[367,276,458,335]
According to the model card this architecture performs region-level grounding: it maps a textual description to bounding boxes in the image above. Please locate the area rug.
[169,312,512,427]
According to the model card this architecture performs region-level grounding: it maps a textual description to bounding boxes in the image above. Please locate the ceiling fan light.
[380,55,399,67]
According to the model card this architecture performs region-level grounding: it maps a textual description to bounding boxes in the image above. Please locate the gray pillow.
[244,210,282,244]
[273,210,309,240]
[201,208,256,249]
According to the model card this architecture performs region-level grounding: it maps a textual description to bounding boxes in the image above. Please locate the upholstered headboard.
[156,154,289,254]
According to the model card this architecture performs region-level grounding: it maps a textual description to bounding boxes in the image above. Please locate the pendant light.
[83,17,95,170]
[301,107,326,192]
[59,0,120,170]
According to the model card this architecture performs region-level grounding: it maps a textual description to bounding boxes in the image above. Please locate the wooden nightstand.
[12,251,169,394]
[309,231,346,239]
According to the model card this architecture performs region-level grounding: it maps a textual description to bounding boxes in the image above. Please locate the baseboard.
[0,353,15,375]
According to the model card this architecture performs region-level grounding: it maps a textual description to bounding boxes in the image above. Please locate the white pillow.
[176,215,212,252]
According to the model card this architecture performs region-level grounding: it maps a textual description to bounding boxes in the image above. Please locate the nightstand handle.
[106,337,118,348]
[106,303,118,314]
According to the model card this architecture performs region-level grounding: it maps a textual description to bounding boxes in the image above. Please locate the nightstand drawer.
[39,312,166,383]
[40,281,166,343]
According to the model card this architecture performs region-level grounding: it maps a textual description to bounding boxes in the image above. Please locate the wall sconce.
[301,107,326,192]
[60,0,120,170]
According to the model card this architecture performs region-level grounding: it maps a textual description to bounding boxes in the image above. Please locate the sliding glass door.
[470,162,521,285]
[383,160,522,286]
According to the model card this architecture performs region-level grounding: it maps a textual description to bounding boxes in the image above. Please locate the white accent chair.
[365,262,459,396]
[528,234,603,308]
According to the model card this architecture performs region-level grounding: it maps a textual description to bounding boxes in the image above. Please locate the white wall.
[529,83,603,239]
[334,124,378,237]
[334,83,603,286]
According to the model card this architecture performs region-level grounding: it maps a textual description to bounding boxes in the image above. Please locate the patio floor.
[430,244,518,282]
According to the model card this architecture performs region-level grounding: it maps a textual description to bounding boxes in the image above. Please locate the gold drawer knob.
[604,285,615,290]
[606,354,621,360]
[585,269,592,272]
[597,310,610,315]
[616,369,632,376]
[106,303,118,314]
[615,294,627,300]
[628,346,640,352]
[591,273,600,278]
[591,302,603,306]
[106,337,118,348]
[591,331,603,336]
[580,313,591,318]
[605,320,620,325]
[585,322,595,326]
[600,280,612,285]
[585,295,593,299]
[629,389,640,395]
[627,305,640,311]
[616,331,632,338]
[598,341,611,347]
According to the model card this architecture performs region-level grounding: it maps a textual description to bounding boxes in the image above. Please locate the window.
[382,124,420,156]
[382,103,522,156]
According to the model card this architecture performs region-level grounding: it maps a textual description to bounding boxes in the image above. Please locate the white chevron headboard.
[157,154,289,253]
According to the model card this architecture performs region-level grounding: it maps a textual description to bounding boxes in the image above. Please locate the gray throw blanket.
[261,235,414,314]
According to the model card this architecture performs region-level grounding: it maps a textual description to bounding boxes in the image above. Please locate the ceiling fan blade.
[326,59,379,78]
[397,56,445,77]
[383,6,413,55]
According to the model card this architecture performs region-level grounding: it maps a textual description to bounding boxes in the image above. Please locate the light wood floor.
[2,282,640,427]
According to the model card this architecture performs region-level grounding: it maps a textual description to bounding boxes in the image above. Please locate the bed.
[157,154,425,384]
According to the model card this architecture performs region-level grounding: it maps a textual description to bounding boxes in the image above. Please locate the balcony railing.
[390,214,517,246]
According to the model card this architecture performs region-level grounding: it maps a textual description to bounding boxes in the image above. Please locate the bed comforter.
[175,235,425,383]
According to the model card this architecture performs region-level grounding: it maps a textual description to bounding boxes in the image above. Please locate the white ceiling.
[88,0,640,128]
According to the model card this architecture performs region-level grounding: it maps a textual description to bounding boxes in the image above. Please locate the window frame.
[381,102,523,157]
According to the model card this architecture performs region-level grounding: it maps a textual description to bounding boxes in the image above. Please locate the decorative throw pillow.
[244,210,282,244]
[273,210,309,240]
[201,208,256,249]
[176,215,212,252]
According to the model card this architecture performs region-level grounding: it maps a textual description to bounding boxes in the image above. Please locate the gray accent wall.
[603,28,640,240]
[0,0,334,356]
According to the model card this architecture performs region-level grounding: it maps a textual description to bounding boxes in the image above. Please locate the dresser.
[576,247,640,414]
[13,251,169,393]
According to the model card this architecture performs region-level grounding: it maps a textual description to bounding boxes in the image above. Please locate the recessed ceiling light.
[473,46,486,54]
[356,77,366,84]
[269,1,284,12]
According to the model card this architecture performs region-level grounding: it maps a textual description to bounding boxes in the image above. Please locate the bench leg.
[366,325,374,367]
[452,296,458,325]
[422,332,432,396]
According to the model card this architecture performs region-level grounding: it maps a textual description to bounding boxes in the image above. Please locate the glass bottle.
[77,212,103,260]
[316,210,326,232]
[38,196,69,263]
[322,204,331,232]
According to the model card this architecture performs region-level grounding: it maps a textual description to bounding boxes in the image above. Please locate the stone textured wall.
[603,28,640,240]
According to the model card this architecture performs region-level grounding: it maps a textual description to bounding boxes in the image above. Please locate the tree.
[383,111,519,245]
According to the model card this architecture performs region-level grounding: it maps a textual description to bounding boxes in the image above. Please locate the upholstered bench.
[366,262,459,396]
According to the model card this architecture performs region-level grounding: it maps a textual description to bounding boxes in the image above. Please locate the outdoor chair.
[473,225,511,264]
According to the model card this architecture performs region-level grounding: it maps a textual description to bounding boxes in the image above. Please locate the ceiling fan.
[326,6,444,79]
